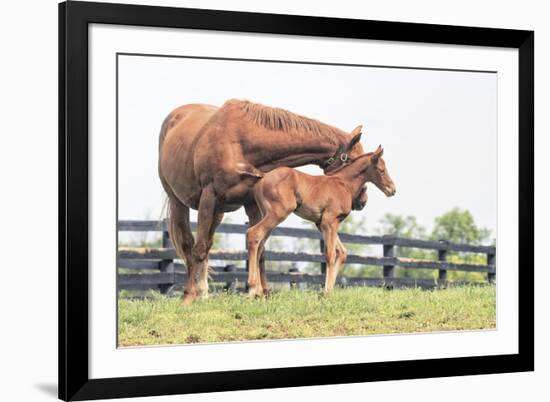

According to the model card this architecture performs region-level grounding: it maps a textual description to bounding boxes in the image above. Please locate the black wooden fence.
[117,220,496,295]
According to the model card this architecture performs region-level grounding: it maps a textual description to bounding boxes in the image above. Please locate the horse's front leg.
[187,184,218,304]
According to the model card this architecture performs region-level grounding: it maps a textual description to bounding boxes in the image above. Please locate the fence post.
[382,237,395,288]
[223,264,238,293]
[438,242,448,287]
[319,239,327,275]
[487,252,496,284]
[289,266,299,289]
[159,230,175,295]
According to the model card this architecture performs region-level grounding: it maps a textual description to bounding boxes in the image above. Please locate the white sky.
[118,54,497,237]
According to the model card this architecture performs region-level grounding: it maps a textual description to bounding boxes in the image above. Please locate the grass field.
[118,285,496,346]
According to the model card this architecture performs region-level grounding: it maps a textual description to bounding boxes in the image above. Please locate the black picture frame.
[59,1,534,400]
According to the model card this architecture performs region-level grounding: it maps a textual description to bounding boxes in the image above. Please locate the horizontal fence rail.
[118,220,496,253]
[118,249,495,274]
[117,220,496,295]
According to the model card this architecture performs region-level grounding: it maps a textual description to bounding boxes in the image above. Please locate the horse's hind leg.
[196,211,224,298]
[191,184,220,302]
[167,196,196,304]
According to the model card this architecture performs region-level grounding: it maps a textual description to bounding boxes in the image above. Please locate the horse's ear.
[351,125,363,136]
[347,126,363,150]
[371,145,384,163]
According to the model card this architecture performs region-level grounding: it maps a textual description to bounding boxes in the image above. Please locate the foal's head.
[365,146,396,197]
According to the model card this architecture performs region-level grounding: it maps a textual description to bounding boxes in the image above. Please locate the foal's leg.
[187,184,218,304]
[245,202,270,295]
[247,210,287,297]
[333,235,348,280]
[320,215,341,293]
[257,239,270,295]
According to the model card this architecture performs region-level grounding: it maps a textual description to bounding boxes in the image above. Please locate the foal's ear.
[347,125,363,150]
[371,145,384,163]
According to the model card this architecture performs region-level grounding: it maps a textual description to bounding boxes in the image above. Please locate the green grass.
[118,285,496,346]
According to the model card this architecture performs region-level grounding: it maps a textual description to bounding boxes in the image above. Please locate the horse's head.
[352,185,368,210]
[322,125,364,174]
[366,146,396,197]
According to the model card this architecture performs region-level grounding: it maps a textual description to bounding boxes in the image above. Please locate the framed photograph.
[59,1,534,400]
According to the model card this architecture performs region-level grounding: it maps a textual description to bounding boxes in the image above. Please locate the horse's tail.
[158,113,192,268]
[165,193,191,270]
[158,113,171,232]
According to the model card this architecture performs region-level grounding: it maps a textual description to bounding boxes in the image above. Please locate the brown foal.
[246,142,396,296]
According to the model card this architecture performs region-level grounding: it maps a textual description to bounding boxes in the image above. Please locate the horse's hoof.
[197,285,209,299]
[182,294,196,305]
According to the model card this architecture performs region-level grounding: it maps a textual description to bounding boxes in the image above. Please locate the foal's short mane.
[224,99,344,145]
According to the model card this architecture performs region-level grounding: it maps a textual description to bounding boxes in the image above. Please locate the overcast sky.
[118,54,497,239]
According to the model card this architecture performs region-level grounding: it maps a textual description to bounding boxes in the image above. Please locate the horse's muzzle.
[353,200,367,210]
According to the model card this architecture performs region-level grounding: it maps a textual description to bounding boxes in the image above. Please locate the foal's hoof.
[248,287,265,299]
[319,289,333,298]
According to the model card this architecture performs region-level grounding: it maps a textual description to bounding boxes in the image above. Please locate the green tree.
[376,213,429,258]
[375,213,431,278]
[430,207,490,245]
[430,207,493,281]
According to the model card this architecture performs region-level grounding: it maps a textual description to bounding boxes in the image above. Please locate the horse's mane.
[224,99,344,145]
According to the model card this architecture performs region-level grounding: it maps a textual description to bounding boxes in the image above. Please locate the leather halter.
[321,144,350,170]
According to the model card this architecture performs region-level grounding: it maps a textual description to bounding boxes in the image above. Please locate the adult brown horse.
[158,99,365,304]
